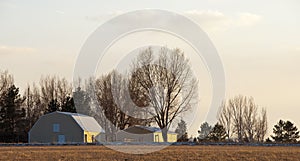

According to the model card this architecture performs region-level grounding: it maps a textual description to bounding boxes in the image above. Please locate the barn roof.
[54,111,105,133]
[128,125,176,134]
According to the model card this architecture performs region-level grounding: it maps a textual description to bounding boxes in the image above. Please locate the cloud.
[184,10,232,32]
[55,10,65,14]
[0,45,37,55]
[84,10,262,33]
[184,10,262,32]
[85,11,123,22]
[236,12,262,27]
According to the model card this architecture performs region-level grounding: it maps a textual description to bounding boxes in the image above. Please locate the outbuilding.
[28,111,105,143]
[116,125,177,142]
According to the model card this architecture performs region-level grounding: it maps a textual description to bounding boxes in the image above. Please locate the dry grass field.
[0,145,300,161]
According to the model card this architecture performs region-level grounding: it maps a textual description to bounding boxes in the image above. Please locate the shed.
[28,111,105,143]
[116,125,177,143]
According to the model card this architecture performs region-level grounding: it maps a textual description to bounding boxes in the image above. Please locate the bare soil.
[0,145,299,161]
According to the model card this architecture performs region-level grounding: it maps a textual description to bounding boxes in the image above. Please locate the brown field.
[0,145,300,161]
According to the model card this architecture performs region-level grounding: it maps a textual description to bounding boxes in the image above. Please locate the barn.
[28,111,105,143]
[116,125,177,143]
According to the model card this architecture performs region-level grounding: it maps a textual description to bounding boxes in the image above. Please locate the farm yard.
[1,145,300,161]
[1,1,300,161]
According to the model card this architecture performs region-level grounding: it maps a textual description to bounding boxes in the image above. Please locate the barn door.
[58,135,65,143]
[155,134,159,142]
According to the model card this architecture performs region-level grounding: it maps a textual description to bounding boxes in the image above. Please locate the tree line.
[191,96,299,143]
[0,70,153,142]
[0,72,79,142]
[0,47,198,142]
[193,119,299,144]
[0,46,299,143]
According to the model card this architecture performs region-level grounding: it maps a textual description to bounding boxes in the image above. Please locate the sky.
[0,0,300,137]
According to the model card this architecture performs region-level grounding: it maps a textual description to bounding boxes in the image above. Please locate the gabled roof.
[53,111,104,133]
[134,125,161,132]
[127,125,176,134]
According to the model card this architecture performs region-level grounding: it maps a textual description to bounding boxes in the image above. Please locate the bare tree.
[73,77,110,141]
[255,108,268,142]
[95,71,139,141]
[0,70,14,99]
[218,95,268,143]
[129,47,198,142]
[218,101,232,141]
[39,75,72,113]
[23,83,43,130]
[229,95,246,142]
[243,97,258,142]
[56,77,71,105]
[95,72,118,140]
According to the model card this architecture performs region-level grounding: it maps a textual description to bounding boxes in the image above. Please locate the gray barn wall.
[29,113,83,143]
[116,130,154,142]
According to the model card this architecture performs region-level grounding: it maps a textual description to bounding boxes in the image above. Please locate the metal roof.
[130,125,177,134]
[56,111,105,133]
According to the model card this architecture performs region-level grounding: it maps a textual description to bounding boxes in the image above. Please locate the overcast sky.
[0,0,300,136]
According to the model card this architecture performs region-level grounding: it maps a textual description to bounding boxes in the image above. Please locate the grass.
[0,145,299,160]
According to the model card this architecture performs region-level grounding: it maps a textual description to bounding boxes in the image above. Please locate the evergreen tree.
[45,99,60,114]
[175,119,188,142]
[73,87,90,115]
[265,137,272,143]
[61,96,76,113]
[271,119,299,143]
[198,122,212,141]
[272,120,285,142]
[283,121,299,143]
[0,85,25,142]
[206,123,227,142]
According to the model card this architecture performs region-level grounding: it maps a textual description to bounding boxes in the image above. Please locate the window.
[53,124,60,132]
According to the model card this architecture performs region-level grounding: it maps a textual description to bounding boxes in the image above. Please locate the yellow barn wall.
[84,131,100,143]
[153,132,177,142]
[167,133,177,142]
